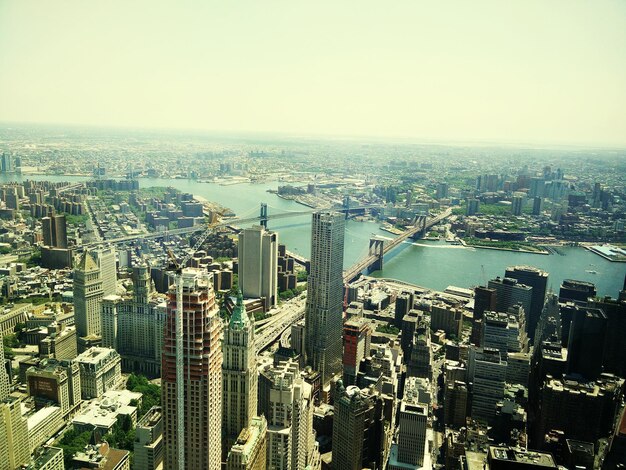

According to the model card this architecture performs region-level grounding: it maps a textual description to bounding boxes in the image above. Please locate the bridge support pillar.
[368,238,384,272]
[260,203,268,229]
[410,215,427,240]
[343,196,350,219]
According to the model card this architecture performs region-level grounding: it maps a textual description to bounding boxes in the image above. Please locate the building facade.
[305,212,345,385]
[238,226,278,310]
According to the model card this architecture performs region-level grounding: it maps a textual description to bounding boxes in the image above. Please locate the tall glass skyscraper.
[305,211,345,385]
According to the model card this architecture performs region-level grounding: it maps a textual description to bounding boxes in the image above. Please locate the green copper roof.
[229,290,249,329]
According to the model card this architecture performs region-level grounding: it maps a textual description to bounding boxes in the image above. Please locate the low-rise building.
[74,347,122,399]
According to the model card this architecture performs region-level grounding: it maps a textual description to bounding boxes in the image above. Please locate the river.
[3,174,625,297]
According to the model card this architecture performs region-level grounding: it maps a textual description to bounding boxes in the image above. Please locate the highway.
[255,294,306,352]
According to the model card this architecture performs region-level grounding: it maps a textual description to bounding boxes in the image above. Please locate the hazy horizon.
[1,1,625,147]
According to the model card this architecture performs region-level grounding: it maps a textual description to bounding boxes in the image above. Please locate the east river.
[3,174,625,297]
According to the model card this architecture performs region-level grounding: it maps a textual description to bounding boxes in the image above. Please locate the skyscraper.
[0,333,9,401]
[488,277,533,333]
[566,307,607,380]
[332,383,388,470]
[342,317,372,386]
[162,269,223,470]
[92,246,117,297]
[505,266,548,343]
[42,214,68,249]
[238,226,278,309]
[74,251,104,343]
[222,291,258,455]
[469,347,507,424]
[391,378,428,468]
[305,211,345,385]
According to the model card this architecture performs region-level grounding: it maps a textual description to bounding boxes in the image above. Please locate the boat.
[586,270,597,274]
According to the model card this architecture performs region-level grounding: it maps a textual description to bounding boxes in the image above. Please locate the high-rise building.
[305,212,345,385]
[431,303,463,339]
[332,383,389,470]
[511,196,524,216]
[92,246,117,297]
[222,291,258,454]
[488,277,533,333]
[589,294,626,378]
[487,446,557,469]
[226,416,267,470]
[536,374,623,447]
[534,293,561,345]
[101,264,166,377]
[407,322,432,379]
[162,269,223,470]
[444,380,468,428]
[532,196,543,215]
[466,198,480,216]
[263,359,317,470]
[342,317,372,386]
[559,279,596,304]
[74,251,104,345]
[0,397,30,470]
[482,311,525,358]
[390,378,428,469]
[394,293,413,328]
[469,347,507,424]
[238,226,278,309]
[42,214,68,249]
[0,333,9,401]
[505,266,548,343]
[74,347,122,399]
[134,406,164,470]
[473,286,497,346]
[26,359,82,419]
[566,307,607,380]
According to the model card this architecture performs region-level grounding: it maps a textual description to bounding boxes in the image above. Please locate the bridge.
[79,204,380,249]
[342,207,452,282]
[253,208,452,351]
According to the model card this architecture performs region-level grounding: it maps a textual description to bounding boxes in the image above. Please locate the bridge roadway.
[255,208,452,351]
[79,205,380,249]
[342,208,452,282]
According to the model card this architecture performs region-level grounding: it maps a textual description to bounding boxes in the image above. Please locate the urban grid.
[1,2,626,470]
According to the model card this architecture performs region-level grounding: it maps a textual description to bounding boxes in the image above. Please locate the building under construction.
[161,268,223,470]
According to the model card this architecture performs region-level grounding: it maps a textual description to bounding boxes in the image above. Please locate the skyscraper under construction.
[162,269,223,470]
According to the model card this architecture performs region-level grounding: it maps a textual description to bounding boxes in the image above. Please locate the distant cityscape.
[0,125,625,469]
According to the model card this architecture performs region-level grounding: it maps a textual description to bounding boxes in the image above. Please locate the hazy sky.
[1,1,625,146]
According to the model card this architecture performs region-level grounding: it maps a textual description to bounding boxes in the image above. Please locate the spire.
[229,290,249,329]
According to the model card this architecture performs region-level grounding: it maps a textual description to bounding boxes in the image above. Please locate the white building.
[92,246,117,297]
[74,347,122,399]
[238,226,278,309]
[74,252,104,341]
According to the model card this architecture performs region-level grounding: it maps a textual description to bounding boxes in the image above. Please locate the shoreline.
[585,245,626,263]
[460,239,549,255]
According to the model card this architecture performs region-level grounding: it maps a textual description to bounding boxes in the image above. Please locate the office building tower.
[0,333,8,400]
[532,196,543,215]
[431,302,463,338]
[504,266,548,343]
[589,294,626,377]
[332,383,388,470]
[444,380,468,428]
[534,293,561,345]
[407,322,432,379]
[92,246,117,297]
[389,380,428,469]
[436,182,449,200]
[134,407,164,470]
[74,347,122,399]
[469,347,507,424]
[511,196,524,216]
[223,292,258,454]
[101,265,166,377]
[226,416,267,470]
[0,153,15,173]
[162,269,223,470]
[263,359,317,470]
[0,397,29,470]
[305,212,345,385]
[400,311,420,359]
[466,198,480,215]
[238,226,278,309]
[559,279,596,304]
[394,293,413,328]
[506,352,530,387]
[74,251,104,342]
[536,374,623,447]
[39,323,78,361]
[566,307,607,380]
[482,311,524,358]
[488,277,533,332]
[342,317,372,386]
[26,359,82,419]
[473,286,497,346]
[42,214,68,249]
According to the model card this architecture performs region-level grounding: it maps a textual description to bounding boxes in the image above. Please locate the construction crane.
[165,216,221,470]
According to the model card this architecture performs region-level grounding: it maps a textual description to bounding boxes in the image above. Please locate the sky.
[1,1,625,146]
